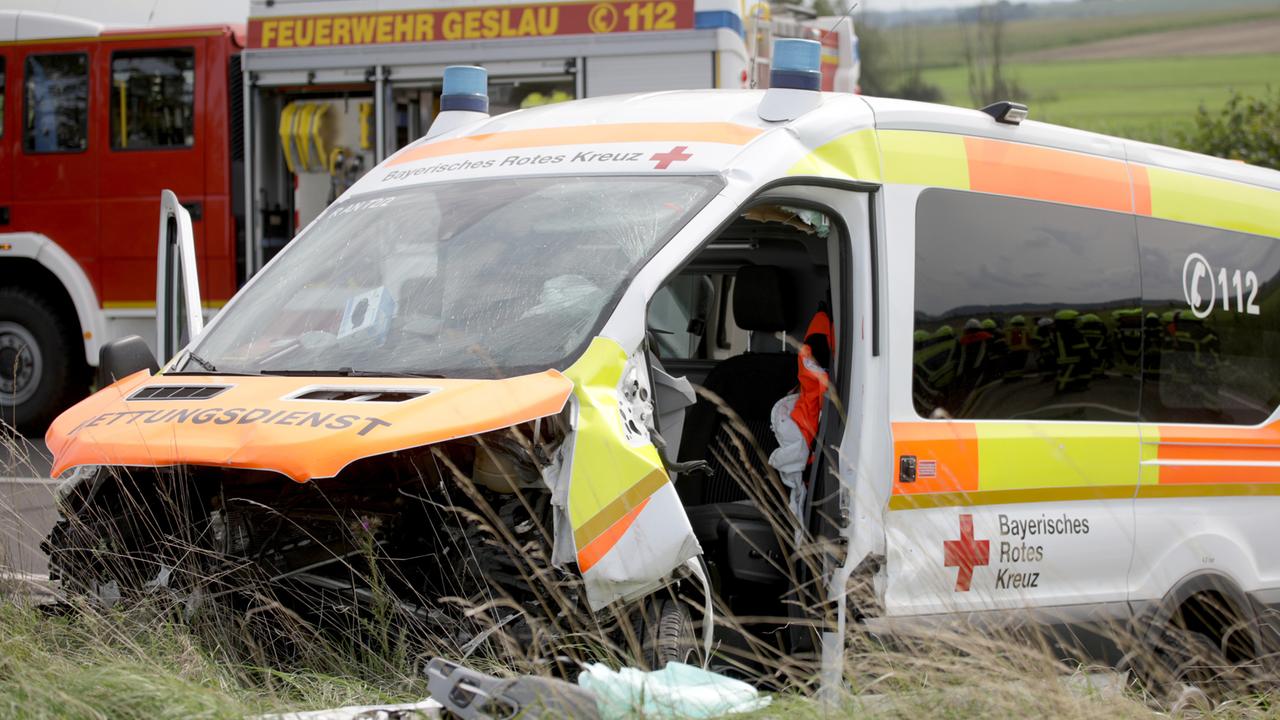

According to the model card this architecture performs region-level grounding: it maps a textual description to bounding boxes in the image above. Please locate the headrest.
[733,265,793,332]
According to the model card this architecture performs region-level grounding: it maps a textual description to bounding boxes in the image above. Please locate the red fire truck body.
[1,12,243,429]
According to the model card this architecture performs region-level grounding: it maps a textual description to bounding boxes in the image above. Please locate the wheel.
[0,288,84,434]
[644,599,701,669]
[1140,626,1259,707]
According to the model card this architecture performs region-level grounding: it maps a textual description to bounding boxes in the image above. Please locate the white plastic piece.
[758,87,824,122]
[252,698,444,720]
[578,661,769,719]
[425,110,490,139]
[685,556,715,669]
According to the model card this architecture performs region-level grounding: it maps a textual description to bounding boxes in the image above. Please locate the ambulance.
[43,39,1280,692]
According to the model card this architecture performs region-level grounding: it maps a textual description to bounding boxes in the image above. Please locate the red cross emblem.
[943,514,989,592]
[650,145,693,170]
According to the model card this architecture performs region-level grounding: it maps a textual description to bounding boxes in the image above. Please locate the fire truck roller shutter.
[0,232,105,431]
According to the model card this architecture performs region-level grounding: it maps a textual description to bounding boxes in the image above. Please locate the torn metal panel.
[561,337,700,609]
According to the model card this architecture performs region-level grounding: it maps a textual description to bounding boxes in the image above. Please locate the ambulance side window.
[110,49,196,150]
[1137,218,1280,425]
[23,53,89,153]
[913,189,1142,422]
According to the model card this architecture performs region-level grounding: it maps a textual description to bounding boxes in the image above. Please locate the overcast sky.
[3,0,1075,25]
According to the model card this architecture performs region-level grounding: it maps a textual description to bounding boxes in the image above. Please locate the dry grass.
[4,415,1280,719]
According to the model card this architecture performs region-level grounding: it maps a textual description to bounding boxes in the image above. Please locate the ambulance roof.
[366,89,1279,198]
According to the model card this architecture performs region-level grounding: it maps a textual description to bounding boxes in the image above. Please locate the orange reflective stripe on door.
[1142,422,1280,489]
[891,421,979,495]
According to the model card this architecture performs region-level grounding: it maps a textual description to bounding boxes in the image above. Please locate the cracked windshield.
[182,175,721,377]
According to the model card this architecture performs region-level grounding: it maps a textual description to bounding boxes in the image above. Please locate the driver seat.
[677,264,798,513]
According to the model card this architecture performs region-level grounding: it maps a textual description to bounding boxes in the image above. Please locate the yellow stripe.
[1139,424,1161,485]
[879,129,969,189]
[1138,483,1280,499]
[889,485,1133,510]
[1147,167,1280,240]
[975,423,1141,491]
[889,481,1280,510]
[572,468,667,548]
[787,128,881,181]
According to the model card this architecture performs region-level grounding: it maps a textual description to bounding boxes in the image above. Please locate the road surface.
[1,433,56,583]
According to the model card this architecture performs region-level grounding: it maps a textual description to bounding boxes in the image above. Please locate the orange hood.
[46,370,574,482]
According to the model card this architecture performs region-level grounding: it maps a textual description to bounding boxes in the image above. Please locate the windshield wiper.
[260,368,445,378]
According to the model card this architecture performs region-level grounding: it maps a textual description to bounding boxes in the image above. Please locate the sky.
[3,0,1075,26]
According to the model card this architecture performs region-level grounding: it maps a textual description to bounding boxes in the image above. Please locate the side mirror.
[97,335,159,388]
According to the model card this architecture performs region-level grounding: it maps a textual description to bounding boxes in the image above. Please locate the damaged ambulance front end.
[44,170,726,658]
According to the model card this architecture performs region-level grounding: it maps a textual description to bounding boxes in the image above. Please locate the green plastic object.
[578,662,771,719]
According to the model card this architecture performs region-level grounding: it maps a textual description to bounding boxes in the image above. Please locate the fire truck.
[0,4,857,432]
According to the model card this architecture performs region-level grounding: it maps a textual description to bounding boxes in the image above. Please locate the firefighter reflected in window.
[954,318,996,408]
[1110,309,1144,378]
[1003,315,1034,380]
[1156,309,1222,412]
[913,325,957,416]
[915,305,1164,421]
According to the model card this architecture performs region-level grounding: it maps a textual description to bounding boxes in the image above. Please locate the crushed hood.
[46,370,574,482]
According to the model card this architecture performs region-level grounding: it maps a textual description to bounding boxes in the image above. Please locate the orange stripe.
[1130,164,1153,216]
[577,497,650,573]
[892,421,979,495]
[388,122,763,166]
[1154,421,1280,485]
[964,137,1132,214]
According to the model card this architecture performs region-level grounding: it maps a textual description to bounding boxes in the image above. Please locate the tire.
[0,288,84,434]
[1141,627,1258,707]
[644,599,701,669]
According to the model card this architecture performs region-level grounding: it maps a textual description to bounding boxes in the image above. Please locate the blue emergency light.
[441,66,489,113]
[770,39,822,92]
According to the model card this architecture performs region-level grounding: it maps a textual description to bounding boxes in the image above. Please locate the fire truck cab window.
[110,49,195,150]
[23,53,89,153]
[913,189,1142,422]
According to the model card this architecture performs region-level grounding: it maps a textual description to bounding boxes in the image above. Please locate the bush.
[1181,88,1280,171]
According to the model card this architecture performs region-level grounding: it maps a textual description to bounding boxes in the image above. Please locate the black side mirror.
[97,335,159,388]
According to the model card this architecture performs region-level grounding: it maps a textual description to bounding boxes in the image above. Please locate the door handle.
[899,455,917,483]
[180,201,203,221]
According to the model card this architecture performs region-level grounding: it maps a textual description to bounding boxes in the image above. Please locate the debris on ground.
[578,661,771,719]
[426,657,602,719]
[254,698,443,720]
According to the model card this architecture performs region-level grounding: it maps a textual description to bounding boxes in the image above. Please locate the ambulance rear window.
[1137,218,1280,425]
[912,189,1142,422]
[913,189,1280,426]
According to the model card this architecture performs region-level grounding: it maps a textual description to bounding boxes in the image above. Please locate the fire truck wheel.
[0,288,82,434]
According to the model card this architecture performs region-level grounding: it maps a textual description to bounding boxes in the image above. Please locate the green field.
[865,0,1280,145]
[920,53,1280,143]
[886,3,1280,71]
